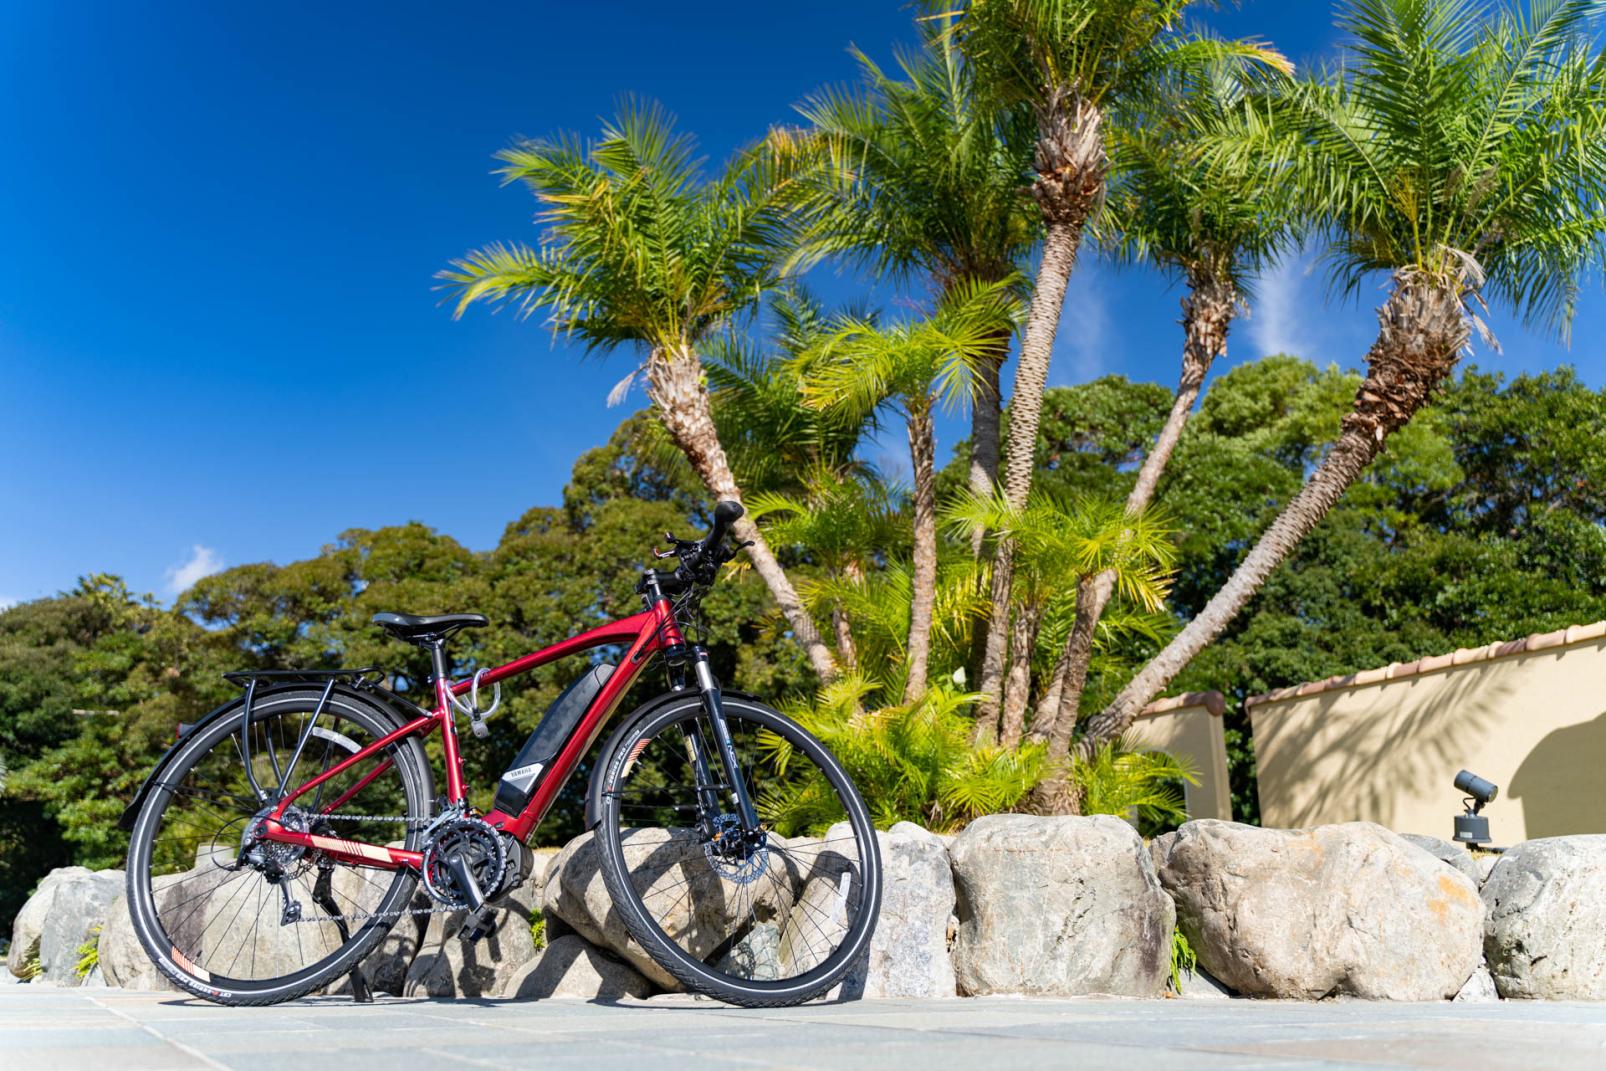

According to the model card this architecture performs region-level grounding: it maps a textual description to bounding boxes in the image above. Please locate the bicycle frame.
[257,596,685,872]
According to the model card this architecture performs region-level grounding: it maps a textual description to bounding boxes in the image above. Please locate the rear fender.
[117,681,430,831]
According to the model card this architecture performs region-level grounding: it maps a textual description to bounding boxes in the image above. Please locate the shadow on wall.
[1272,663,1510,832]
[1509,707,1606,839]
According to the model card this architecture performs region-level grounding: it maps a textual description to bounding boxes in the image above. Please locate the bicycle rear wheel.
[594,693,881,1006]
[123,686,433,1005]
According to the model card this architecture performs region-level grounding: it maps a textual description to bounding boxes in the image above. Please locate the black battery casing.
[493,662,614,816]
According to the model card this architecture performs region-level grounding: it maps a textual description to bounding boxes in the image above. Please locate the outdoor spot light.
[1452,769,1499,847]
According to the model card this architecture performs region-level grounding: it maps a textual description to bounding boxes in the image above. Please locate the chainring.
[420,816,509,909]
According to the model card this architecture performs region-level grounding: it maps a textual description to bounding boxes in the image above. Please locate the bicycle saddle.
[372,611,488,644]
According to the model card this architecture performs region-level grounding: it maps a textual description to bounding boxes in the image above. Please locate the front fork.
[685,647,761,838]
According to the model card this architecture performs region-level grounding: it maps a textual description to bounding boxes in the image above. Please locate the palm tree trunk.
[904,397,938,704]
[1031,640,1071,736]
[832,606,858,670]
[974,219,1083,740]
[1079,271,1468,754]
[975,89,1105,742]
[998,601,1042,748]
[1035,274,1237,773]
[967,330,1009,557]
[647,346,839,683]
[834,558,865,670]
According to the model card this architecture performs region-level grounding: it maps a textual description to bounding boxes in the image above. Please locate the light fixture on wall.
[1452,769,1499,847]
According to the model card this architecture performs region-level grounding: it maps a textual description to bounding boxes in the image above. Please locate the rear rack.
[222,667,385,687]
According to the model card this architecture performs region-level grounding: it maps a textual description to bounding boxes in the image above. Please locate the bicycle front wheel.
[594,693,881,1006]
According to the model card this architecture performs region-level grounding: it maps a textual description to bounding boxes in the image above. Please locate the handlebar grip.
[705,499,744,551]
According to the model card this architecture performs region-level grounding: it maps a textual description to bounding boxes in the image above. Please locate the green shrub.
[758,676,1046,834]
[1072,739,1196,835]
[74,926,101,979]
[1168,927,1197,994]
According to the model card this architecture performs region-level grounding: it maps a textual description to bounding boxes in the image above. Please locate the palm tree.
[439,100,839,682]
[1037,58,1297,760]
[792,19,1038,511]
[948,489,1176,760]
[946,0,1290,739]
[1085,0,1606,749]
[749,469,908,670]
[803,279,1020,701]
[701,288,872,498]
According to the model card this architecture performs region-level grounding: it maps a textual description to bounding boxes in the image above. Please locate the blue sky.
[2,1,1602,608]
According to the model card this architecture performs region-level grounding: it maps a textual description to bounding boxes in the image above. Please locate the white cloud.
[166,545,225,594]
[1247,256,1317,360]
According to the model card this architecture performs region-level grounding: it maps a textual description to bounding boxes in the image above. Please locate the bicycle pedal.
[457,906,498,943]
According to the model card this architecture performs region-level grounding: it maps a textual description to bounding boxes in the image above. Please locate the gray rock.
[950,814,1174,998]
[98,892,173,992]
[504,934,654,1000]
[1483,835,1606,1000]
[1454,964,1499,1002]
[1177,965,1236,999]
[1155,820,1484,1000]
[544,828,802,990]
[9,867,83,978]
[403,904,540,998]
[37,868,123,986]
[1477,854,1499,885]
[1401,833,1482,885]
[841,822,956,999]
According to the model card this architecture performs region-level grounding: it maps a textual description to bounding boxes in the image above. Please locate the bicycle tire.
[593,693,882,1007]
[123,686,433,1006]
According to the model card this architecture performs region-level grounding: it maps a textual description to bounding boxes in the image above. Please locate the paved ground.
[2,985,1604,1071]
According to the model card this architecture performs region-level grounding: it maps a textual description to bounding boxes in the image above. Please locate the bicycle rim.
[597,695,881,1004]
[125,689,428,1003]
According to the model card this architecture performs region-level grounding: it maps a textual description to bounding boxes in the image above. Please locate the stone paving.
[2,985,1604,1071]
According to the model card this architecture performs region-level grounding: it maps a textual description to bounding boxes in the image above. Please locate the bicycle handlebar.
[642,500,747,599]
[703,499,744,558]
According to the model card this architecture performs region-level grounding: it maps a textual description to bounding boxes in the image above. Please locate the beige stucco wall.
[1125,693,1233,821]
[1249,627,1606,844]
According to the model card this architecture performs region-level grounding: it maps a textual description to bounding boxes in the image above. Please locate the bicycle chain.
[286,811,470,924]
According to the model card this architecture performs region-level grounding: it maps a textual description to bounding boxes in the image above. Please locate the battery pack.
[493,662,614,816]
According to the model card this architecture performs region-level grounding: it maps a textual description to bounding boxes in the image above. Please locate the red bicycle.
[121,502,881,1007]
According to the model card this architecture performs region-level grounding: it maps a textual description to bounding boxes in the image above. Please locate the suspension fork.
[690,647,760,834]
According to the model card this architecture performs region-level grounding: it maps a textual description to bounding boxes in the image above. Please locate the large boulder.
[840,822,956,999]
[949,814,1174,997]
[503,934,654,1000]
[37,868,124,986]
[403,902,539,998]
[544,828,803,990]
[1400,833,1483,886]
[9,867,83,979]
[98,892,173,992]
[1155,820,1484,1000]
[1482,835,1606,1000]
[398,847,561,999]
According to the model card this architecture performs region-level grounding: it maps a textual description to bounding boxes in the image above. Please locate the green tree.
[1090,0,1606,747]
[946,0,1290,736]
[440,100,839,682]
